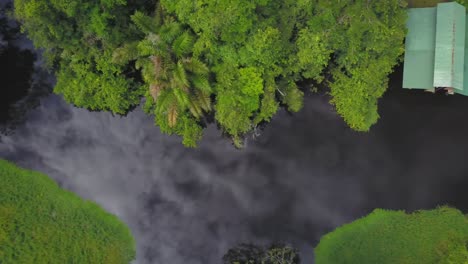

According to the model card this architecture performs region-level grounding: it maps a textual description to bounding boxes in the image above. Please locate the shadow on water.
[0,3,52,134]
[0,43,35,123]
[377,63,468,211]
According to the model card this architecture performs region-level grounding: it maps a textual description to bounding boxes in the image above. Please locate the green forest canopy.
[13,0,409,147]
[0,159,136,263]
[315,207,468,264]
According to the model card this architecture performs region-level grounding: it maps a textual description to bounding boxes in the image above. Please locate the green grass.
[0,159,136,264]
[315,207,468,264]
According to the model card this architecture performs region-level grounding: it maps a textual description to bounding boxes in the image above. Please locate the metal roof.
[403,7,437,90]
[460,16,468,95]
[433,2,465,90]
[403,2,468,95]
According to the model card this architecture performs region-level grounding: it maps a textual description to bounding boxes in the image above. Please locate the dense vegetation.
[223,243,300,264]
[315,207,468,264]
[13,0,408,147]
[0,159,135,263]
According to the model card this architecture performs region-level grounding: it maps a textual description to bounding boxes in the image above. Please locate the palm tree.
[113,9,212,128]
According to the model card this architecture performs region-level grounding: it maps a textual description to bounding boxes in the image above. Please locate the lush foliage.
[324,1,408,130]
[315,207,468,264]
[13,0,147,114]
[14,0,407,147]
[0,160,136,263]
[222,243,300,264]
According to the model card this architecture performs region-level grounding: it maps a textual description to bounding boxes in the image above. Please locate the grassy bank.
[0,160,136,263]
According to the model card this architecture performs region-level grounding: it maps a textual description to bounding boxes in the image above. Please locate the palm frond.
[112,41,139,65]
[131,11,158,34]
[195,90,212,112]
[155,89,175,113]
[137,38,156,57]
[172,61,189,89]
[173,88,190,108]
[191,75,212,93]
[184,57,209,76]
[168,103,178,128]
[149,83,163,101]
[172,31,194,58]
[135,58,155,82]
[160,20,182,43]
[188,99,203,119]
[151,55,162,79]
[154,1,164,27]
[146,33,160,45]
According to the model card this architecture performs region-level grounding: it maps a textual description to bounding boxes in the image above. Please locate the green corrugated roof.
[433,2,465,90]
[403,2,468,96]
[403,7,437,90]
[461,16,468,95]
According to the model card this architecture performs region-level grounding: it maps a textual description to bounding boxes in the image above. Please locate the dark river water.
[1,4,468,263]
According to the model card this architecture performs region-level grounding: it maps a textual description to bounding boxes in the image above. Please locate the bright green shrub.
[315,207,468,264]
[0,160,136,264]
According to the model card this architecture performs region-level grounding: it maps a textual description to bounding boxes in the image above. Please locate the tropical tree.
[113,8,211,146]
[13,0,146,114]
[327,0,408,131]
